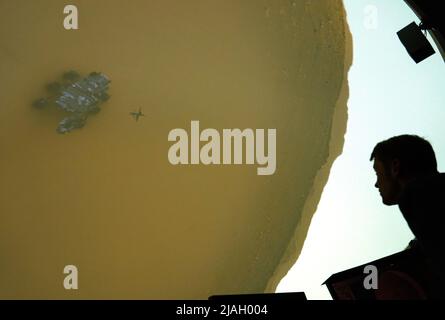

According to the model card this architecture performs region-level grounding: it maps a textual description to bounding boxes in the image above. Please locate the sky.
[276,0,445,299]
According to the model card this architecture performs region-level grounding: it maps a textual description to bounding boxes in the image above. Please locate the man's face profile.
[373,158,401,206]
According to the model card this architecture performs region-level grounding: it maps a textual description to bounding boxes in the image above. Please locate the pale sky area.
[277,0,445,299]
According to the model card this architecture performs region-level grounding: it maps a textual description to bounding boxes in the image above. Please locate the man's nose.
[375,181,379,188]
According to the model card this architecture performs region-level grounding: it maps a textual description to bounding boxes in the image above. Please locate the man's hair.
[370,135,438,176]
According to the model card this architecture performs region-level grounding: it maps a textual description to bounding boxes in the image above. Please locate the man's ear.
[391,158,401,177]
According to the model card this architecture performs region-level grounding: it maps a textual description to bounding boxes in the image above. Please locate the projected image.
[1,0,444,301]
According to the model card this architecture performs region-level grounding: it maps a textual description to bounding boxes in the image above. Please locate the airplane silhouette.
[130,108,145,121]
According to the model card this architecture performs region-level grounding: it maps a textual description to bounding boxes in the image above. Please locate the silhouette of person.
[371,135,445,298]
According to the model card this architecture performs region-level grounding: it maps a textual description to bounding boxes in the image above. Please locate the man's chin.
[382,197,397,206]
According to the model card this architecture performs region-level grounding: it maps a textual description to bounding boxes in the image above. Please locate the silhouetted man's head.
[370,135,438,205]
